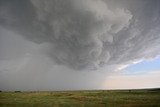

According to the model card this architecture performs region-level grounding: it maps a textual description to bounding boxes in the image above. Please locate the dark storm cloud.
[0,0,160,70]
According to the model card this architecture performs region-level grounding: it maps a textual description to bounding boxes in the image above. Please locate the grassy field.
[0,89,160,107]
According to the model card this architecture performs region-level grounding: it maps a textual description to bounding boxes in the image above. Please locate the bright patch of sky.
[125,57,160,75]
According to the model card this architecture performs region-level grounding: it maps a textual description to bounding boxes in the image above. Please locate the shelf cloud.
[0,0,133,70]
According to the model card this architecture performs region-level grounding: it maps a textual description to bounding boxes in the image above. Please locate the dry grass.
[0,89,160,107]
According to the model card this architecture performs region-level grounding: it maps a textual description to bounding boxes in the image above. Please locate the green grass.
[0,89,160,107]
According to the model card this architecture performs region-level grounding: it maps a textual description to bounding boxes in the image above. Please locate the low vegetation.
[0,89,160,107]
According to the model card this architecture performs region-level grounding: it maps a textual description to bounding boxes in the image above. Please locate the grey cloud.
[0,0,132,70]
[0,0,160,70]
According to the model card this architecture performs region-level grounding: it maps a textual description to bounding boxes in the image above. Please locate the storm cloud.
[0,0,133,70]
[0,0,160,90]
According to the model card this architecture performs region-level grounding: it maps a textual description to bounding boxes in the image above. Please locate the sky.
[0,0,160,91]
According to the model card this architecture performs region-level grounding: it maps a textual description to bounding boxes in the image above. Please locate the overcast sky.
[0,0,160,91]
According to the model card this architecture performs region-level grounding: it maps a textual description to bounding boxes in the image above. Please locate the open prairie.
[0,89,160,107]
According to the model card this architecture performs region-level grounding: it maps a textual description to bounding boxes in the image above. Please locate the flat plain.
[0,89,160,107]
